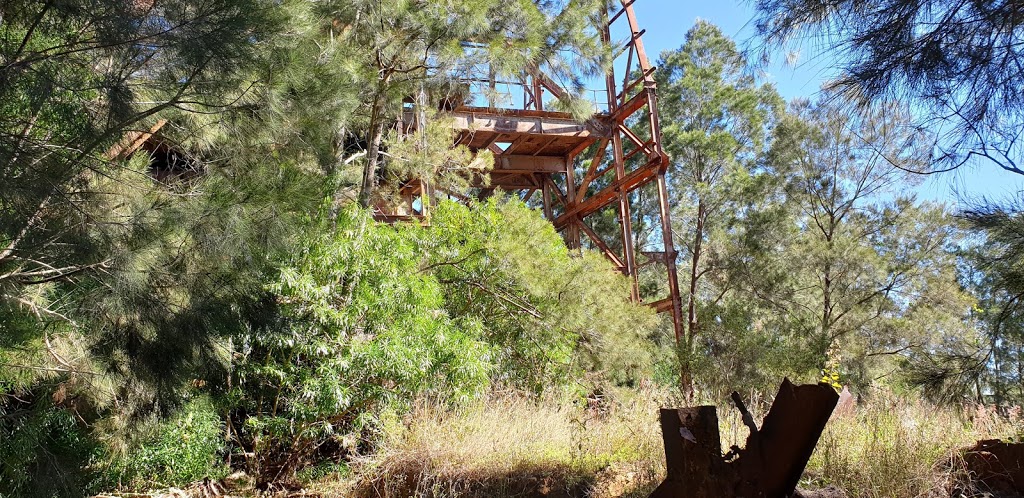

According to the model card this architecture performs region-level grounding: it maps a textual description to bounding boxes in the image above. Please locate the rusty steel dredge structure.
[381,0,684,340]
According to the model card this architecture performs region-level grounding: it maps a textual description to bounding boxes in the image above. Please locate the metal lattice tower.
[379,0,684,341]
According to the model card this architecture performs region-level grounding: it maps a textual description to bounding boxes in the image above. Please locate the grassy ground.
[325,387,1024,498]
[804,390,1024,498]
[345,390,667,498]
[93,386,1024,497]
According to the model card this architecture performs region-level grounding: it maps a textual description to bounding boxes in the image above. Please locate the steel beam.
[380,0,685,341]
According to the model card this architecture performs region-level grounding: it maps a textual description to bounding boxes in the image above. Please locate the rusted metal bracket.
[649,378,839,498]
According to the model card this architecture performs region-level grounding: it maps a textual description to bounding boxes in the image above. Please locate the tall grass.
[804,390,1024,498]
[351,390,666,498]
[310,387,1024,498]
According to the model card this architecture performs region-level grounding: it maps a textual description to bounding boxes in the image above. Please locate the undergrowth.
[70,386,1024,497]
[804,390,1024,498]
[95,396,228,492]
[347,389,666,498]
[311,387,1024,498]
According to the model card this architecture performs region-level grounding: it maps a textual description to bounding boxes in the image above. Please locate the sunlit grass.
[306,386,1024,498]
[804,390,1024,498]
[350,389,666,498]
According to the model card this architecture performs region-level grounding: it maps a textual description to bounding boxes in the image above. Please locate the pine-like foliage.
[0,0,286,383]
[308,0,608,205]
[763,98,970,390]
[654,21,784,392]
[934,201,1024,404]
[752,0,1024,173]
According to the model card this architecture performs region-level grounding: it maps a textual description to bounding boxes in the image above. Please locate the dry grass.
[804,390,1024,498]
[349,390,666,498]
[303,387,1024,498]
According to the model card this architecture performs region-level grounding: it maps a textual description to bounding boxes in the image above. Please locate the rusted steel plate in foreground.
[734,378,840,497]
[962,439,1024,495]
[649,378,839,498]
[649,406,735,498]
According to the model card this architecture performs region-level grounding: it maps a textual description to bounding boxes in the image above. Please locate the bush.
[419,198,658,390]
[0,396,96,498]
[232,205,493,485]
[230,199,658,486]
[97,396,227,491]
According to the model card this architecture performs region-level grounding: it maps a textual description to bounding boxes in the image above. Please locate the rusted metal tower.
[381,0,684,340]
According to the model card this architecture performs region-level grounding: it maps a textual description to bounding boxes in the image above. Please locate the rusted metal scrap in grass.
[648,378,840,498]
[959,439,1024,496]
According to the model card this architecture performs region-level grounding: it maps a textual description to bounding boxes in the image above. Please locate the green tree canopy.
[752,0,1024,174]
[654,20,784,392]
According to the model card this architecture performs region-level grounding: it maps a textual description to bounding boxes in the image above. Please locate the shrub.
[231,200,658,486]
[232,206,493,485]
[419,198,658,390]
[97,396,227,491]
[0,396,96,498]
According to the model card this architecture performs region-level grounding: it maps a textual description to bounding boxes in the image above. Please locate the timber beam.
[493,154,566,173]
[451,108,610,139]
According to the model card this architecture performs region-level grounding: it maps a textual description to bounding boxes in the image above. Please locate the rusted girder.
[649,379,840,498]
[379,0,686,342]
[551,156,663,229]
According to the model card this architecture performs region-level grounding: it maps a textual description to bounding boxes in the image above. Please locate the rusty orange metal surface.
[649,379,840,498]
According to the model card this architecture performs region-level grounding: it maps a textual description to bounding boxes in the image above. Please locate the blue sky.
[626,0,1024,209]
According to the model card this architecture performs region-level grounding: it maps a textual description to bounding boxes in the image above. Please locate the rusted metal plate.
[733,379,840,497]
[649,407,735,498]
[962,439,1024,494]
[648,378,839,498]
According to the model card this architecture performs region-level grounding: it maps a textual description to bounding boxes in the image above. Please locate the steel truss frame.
[380,0,684,341]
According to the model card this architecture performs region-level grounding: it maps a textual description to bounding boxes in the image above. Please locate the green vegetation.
[3,0,1024,496]
[98,397,228,490]
[356,391,665,498]
[646,22,969,399]
[752,0,1024,174]
[805,395,1024,497]
[0,402,96,496]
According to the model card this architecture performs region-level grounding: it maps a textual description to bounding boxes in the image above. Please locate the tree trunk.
[821,260,832,351]
[357,70,392,209]
[681,199,706,397]
[357,120,384,209]
[820,214,836,364]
